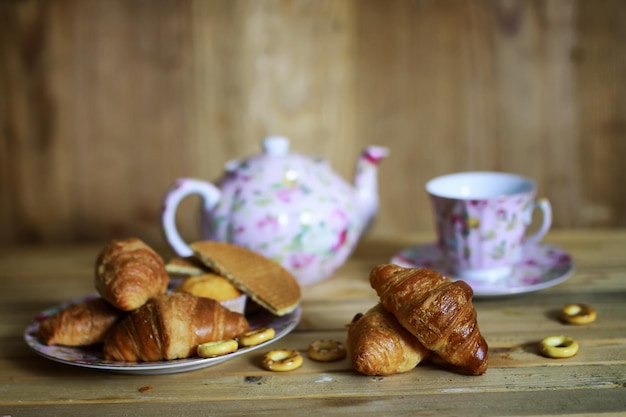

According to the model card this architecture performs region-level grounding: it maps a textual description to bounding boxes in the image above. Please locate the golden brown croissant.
[370,264,488,375]
[38,297,124,346]
[103,292,250,361]
[95,238,169,311]
[346,304,429,376]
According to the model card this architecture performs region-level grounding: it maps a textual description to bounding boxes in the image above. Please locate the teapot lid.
[263,136,290,156]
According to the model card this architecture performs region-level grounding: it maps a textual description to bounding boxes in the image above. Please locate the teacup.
[426,171,551,281]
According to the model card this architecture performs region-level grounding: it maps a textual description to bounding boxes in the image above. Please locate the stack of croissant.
[346,264,488,376]
[37,238,249,362]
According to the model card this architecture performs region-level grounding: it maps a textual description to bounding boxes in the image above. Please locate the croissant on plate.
[103,292,250,361]
[38,297,124,346]
[95,238,169,311]
[370,264,488,375]
[346,303,430,376]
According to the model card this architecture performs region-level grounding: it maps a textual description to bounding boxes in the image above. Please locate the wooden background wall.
[1,0,625,248]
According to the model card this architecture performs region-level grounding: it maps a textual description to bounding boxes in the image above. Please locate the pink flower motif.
[329,208,348,228]
[290,253,316,269]
[257,215,279,233]
[548,252,572,265]
[522,275,542,285]
[276,188,297,203]
[451,214,464,226]
[331,229,348,251]
[470,200,488,207]
[556,254,571,264]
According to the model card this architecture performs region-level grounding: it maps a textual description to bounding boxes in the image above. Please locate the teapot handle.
[162,178,221,257]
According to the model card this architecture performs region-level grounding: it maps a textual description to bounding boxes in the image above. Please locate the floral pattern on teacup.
[431,194,534,271]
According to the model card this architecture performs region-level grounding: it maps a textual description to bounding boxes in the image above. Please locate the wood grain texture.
[1,0,625,247]
[1,230,625,416]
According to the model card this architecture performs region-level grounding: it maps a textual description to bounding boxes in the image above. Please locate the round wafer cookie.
[190,241,301,316]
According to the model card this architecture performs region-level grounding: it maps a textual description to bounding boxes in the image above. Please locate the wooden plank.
[3,393,626,417]
[1,230,625,416]
[1,1,626,245]
[2,360,625,412]
[577,0,626,228]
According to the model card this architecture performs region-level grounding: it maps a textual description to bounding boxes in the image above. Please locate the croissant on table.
[370,264,488,375]
[95,238,169,311]
[38,297,124,346]
[346,304,430,376]
[103,292,250,361]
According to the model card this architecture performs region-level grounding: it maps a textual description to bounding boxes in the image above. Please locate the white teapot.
[162,136,388,286]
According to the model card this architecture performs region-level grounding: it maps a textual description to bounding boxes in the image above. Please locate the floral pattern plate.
[391,242,574,297]
[24,296,301,375]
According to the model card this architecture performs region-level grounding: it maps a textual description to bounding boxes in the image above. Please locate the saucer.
[390,242,574,297]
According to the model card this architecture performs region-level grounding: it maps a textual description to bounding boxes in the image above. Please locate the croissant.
[370,264,488,375]
[103,292,250,361]
[346,304,429,376]
[38,297,124,346]
[95,238,169,311]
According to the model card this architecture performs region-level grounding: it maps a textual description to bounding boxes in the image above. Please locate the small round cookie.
[539,336,579,359]
[561,304,596,325]
[197,339,239,358]
[238,327,276,347]
[308,340,347,362]
[261,349,303,372]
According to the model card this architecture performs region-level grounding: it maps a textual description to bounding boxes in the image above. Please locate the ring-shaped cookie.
[539,336,579,359]
[197,339,238,358]
[238,327,276,347]
[307,339,347,362]
[261,349,303,372]
[561,304,596,325]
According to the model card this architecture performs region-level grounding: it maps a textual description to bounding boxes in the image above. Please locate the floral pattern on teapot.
[162,137,388,286]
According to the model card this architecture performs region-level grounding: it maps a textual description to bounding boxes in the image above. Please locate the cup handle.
[524,197,552,247]
[162,178,221,256]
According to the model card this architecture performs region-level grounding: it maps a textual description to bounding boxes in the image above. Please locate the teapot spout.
[353,146,389,236]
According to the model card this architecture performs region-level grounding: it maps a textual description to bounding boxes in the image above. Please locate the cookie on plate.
[190,241,301,316]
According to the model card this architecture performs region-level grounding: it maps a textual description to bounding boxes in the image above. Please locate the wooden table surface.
[1,230,625,416]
